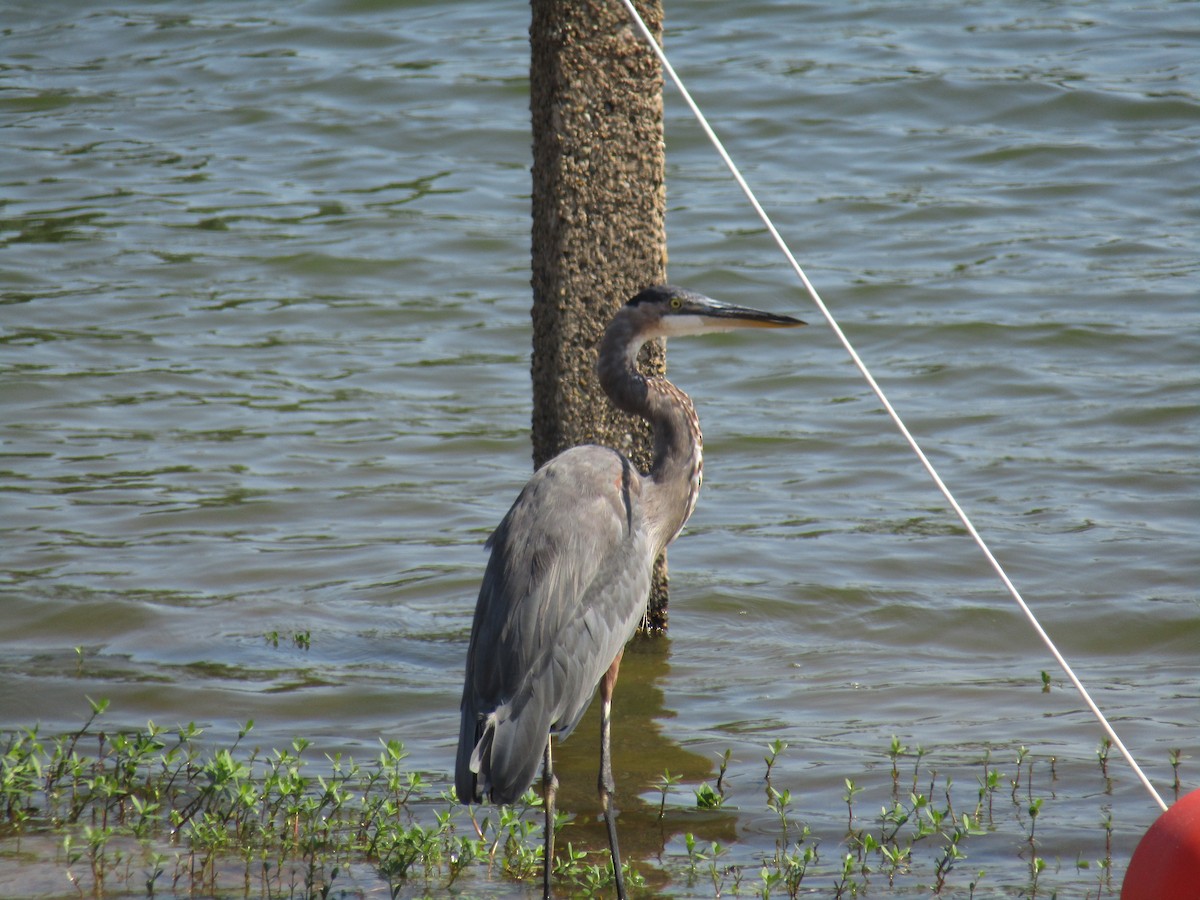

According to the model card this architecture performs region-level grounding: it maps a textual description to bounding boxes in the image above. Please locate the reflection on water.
[551,635,736,868]
[1,0,1197,892]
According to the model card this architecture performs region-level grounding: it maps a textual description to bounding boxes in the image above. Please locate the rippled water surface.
[2,0,1197,895]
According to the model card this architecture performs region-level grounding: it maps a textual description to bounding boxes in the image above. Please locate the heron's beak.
[690,296,806,330]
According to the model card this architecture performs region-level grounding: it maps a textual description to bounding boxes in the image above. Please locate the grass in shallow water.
[1,698,1164,898]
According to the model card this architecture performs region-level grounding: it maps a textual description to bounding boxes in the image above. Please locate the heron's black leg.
[543,736,557,900]
[599,652,628,900]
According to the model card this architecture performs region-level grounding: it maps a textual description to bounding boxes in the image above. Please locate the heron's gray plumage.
[457,444,653,802]
[455,285,804,816]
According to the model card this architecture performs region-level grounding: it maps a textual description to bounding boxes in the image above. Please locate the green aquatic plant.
[1169,747,1183,801]
[888,734,907,796]
[263,630,311,650]
[0,704,1137,897]
[694,781,722,809]
[1096,737,1113,791]
[764,738,787,787]
[654,768,682,819]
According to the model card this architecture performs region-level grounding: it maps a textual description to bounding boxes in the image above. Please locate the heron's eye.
[670,297,682,310]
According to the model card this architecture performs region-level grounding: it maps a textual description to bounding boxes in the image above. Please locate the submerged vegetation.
[0,699,1154,898]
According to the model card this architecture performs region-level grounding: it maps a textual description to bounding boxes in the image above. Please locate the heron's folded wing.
[456,446,653,803]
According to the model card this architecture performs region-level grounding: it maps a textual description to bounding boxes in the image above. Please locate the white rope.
[617,0,1168,813]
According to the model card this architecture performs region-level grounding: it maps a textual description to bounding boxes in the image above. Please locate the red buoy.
[1122,788,1200,899]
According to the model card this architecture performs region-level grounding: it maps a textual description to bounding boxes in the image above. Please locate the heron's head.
[624,284,805,339]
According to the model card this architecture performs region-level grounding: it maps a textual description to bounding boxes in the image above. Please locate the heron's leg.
[599,650,627,900]
[542,735,557,900]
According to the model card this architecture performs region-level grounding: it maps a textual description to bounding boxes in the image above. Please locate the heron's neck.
[598,325,704,548]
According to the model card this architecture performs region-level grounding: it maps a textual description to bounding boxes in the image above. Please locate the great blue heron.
[456,285,804,897]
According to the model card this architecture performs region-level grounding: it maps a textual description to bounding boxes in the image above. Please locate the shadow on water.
[545,631,739,878]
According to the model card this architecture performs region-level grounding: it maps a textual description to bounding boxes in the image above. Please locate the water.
[1,0,1197,894]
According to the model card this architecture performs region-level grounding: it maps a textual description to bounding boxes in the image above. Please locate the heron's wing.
[456,445,654,804]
